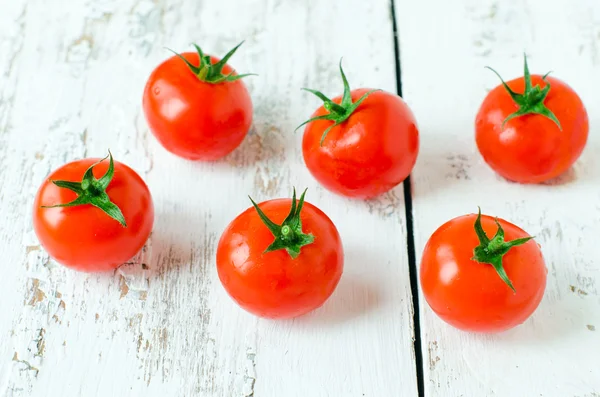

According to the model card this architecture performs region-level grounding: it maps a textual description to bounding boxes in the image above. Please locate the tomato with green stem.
[142,42,254,161]
[420,209,547,333]
[299,60,419,199]
[475,54,588,183]
[33,152,154,272]
[216,188,344,319]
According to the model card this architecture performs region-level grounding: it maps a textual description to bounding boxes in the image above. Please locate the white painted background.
[0,0,598,396]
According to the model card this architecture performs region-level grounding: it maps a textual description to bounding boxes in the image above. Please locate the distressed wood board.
[0,0,418,396]
[396,0,600,396]
[2,0,600,396]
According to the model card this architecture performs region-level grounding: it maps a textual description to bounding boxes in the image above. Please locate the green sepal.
[249,188,315,259]
[168,41,257,84]
[41,151,127,227]
[485,53,562,130]
[471,208,534,292]
[295,58,380,145]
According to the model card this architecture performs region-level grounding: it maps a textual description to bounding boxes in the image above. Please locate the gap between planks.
[390,0,426,395]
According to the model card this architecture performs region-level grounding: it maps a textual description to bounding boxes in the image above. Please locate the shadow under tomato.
[436,277,597,345]
[412,124,591,196]
[538,167,578,186]
[492,292,597,345]
[289,273,383,327]
[410,130,480,197]
[120,207,211,279]
[217,123,289,169]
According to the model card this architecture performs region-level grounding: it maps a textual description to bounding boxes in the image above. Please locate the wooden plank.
[396,0,600,395]
[0,0,418,395]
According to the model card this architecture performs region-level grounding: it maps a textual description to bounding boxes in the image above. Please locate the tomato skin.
[142,52,253,161]
[302,89,419,199]
[33,158,154,272]
[420,213,547,333]
[475,75,588,183]
[216,199,343,319]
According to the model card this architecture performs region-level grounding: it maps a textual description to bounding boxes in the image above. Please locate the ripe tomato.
[420,209,547,333]
[142,42,253,161]
[300,61,419,199]
[475,55,588,183]
[33,152,154,272]
[216,188,344,319]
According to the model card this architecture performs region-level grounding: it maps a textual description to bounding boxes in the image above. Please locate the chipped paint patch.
[27,279,46,306]
[428,341,440,370]
[576,274,597,295]
[244,347,257,397]
[25,245,40,254]
[445,154,471,180]
[587,325,596,331]
[570,285,589,297]
[34,328,46,358]
[127,313,144,331]
[365,189,403,218]
[52,300,66,323]
[119,275,130,299]
[12,352,39,377]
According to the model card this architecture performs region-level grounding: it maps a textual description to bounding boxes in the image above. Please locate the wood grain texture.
[0,0,418,396]
[396,0,600,396]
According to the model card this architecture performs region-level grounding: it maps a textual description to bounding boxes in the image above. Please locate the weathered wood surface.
[2,0,600,396]
[0,0,418,396]
[397,0,600,396]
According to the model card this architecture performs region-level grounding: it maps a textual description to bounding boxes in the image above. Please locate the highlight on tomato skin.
[419,208,547,333]
[475,54,589,184]
[142,41,254,161]
[32,152,154,273]
[299,59,419,200]
[216,188,344,319]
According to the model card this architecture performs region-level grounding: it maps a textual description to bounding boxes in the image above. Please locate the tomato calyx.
[485,54,562,131]
[169,41,256,84]
[296,59,380,145]
[249,187,315,259]
[41,151,127,227]
[471,208,533,292]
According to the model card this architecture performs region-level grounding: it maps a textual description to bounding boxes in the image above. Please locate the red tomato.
[142,42,253,161]
[216,189,343,319]
[475,55,588,183]
[33,153,154,272]
[300,61,419,199]
[420,210,547,333]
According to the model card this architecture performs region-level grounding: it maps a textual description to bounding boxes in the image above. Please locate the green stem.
[485,53,562,130]
[471,208,534,292]
[249,188,315,259]
[168,41,256,84]
[296,58,380,145]
[281,225,293,238]
[41,151,127,227]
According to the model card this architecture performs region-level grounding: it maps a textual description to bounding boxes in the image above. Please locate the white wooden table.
[1,0,599,396]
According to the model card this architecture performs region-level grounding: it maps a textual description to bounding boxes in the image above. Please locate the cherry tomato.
[216,188,344,319]
[33,152,154,272]
[420,209,547,333]
[475,55,588,183]
[300,61,419,199]
[142,42,253,161]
